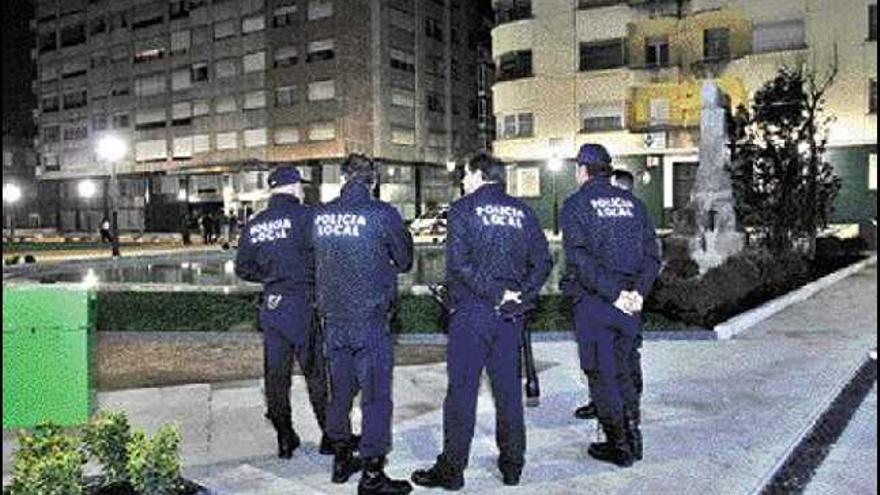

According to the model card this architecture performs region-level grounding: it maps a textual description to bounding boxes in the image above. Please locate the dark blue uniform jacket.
[313,181,413,321]
[235,194,314,295]
[446,183,553,313]
[560,176,661,307]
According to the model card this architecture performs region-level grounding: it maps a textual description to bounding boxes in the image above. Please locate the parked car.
[409,206,449,237]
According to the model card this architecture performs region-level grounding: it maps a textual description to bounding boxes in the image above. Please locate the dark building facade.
[32,0,489,232]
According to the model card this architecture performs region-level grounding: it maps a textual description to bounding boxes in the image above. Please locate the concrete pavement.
[2,265,876,494]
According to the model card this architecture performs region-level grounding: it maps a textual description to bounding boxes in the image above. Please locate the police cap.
[268,165,310,188]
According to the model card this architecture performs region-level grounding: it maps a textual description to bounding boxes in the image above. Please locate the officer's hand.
[628,292,644,313]
[500,290,522,305]
[613,293,635,315]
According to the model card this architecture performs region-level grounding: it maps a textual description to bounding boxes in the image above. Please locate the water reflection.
[28,246,567,294]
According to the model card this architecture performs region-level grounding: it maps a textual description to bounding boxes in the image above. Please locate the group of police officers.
[234,144,660,494]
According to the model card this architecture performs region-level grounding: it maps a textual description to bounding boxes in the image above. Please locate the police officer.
[313,154,414,495]
[411,153,553,490]
[560,145,660,467]
[234,166,330,459]
[573,168,640,421]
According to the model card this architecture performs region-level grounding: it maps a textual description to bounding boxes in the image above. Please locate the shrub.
[83,412,132,485]
[126,425,183,495]
[97,292,259,332]
[8,423,85,495]
[646,249,809,327]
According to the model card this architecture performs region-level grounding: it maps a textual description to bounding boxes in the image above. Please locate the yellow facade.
[492,0,878,162]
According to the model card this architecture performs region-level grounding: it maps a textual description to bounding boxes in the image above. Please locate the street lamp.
[548,156,563,236]
[95,135,127,257]
[3,183,22,239]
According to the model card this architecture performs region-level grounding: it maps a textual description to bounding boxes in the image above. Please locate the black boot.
[588,424,633,468]
[498,459,522,486]
[574,402,598,420]
[332,446,362,484]
[270,416,300,459]
[359,457,413,495]
[625,418,643,461]
[411,455,464,491]
[322,434,362,456]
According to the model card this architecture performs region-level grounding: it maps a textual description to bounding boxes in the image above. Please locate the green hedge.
[96,292,685,333]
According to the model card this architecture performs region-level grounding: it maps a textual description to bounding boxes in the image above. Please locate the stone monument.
[667,81,745,275]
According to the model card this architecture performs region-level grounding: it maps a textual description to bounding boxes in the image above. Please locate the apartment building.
[32,0,486,232]
[491,0,877,228]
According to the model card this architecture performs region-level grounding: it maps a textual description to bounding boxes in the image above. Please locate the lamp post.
[95,136,127,257]
[548,156,563,236]
[3,183,22,240]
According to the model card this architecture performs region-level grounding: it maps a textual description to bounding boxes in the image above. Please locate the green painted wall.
[827,145,877,223]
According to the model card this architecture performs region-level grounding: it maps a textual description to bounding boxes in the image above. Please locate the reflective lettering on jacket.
[249,218,293,243]
[315,213,368,238]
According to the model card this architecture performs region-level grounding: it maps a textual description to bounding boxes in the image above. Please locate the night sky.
[2,0,35,139]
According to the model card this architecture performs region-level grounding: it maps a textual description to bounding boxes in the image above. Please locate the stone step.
[195,463,333,495]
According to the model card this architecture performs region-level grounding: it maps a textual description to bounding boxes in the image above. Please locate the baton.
[521,324,540,408]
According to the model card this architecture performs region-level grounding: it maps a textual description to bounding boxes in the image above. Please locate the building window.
[391,127,416,146]
[135,108,167,130]
[169,1,190,20]
[306,39,335,62]
[243,128,268,147]
[91,51,110,69]
[425,18,443,42]
[90,17,107,36]
[870,4,877,41]
[43,125,61,143]
[645,36,670,68]
[63,124,88,142]
[192,62,209,82]
[42,95,60,113]
[275,85,298,106]
[215,96,238,114]
[135,140,168,162]
[499,113,534,139]
[61,60,88,80]
[135,73,166,96]
[308,80,336,101]
[171,30,191,55]
[273,5,297,27]
[495,0,531,25]
[215,58,238,79]
[274,128,300,144]
[60,23,86,47]
[38,32,57,53]
[391,87,415,108]
[113,113,130,129]
[390,49,415,72]
[92,115,109,131]
[309,121,336,141]
[193,100,210,116]
[242,15,265,34]
[110,11,128,32]
[243,91,267,110]
[243,51,266,73]
[870,79,877,114]
[390,7,414,32]
[274,46,298,68]
[307,1,333,20]
[216,132,238,150]
[173,136,194,159]
[703,28,730,61]
[193,134,210,153]
[497,50,533,81]
[427,93,445,113]
[132,11,164,30]
[172,102,192,126]
[214,20,236,40]
[172,68,192,91]
[63,90,88,109]
[580,39,625,71]
[580,102,625,132]
[753,19,806,53]
[649,98,671,126]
